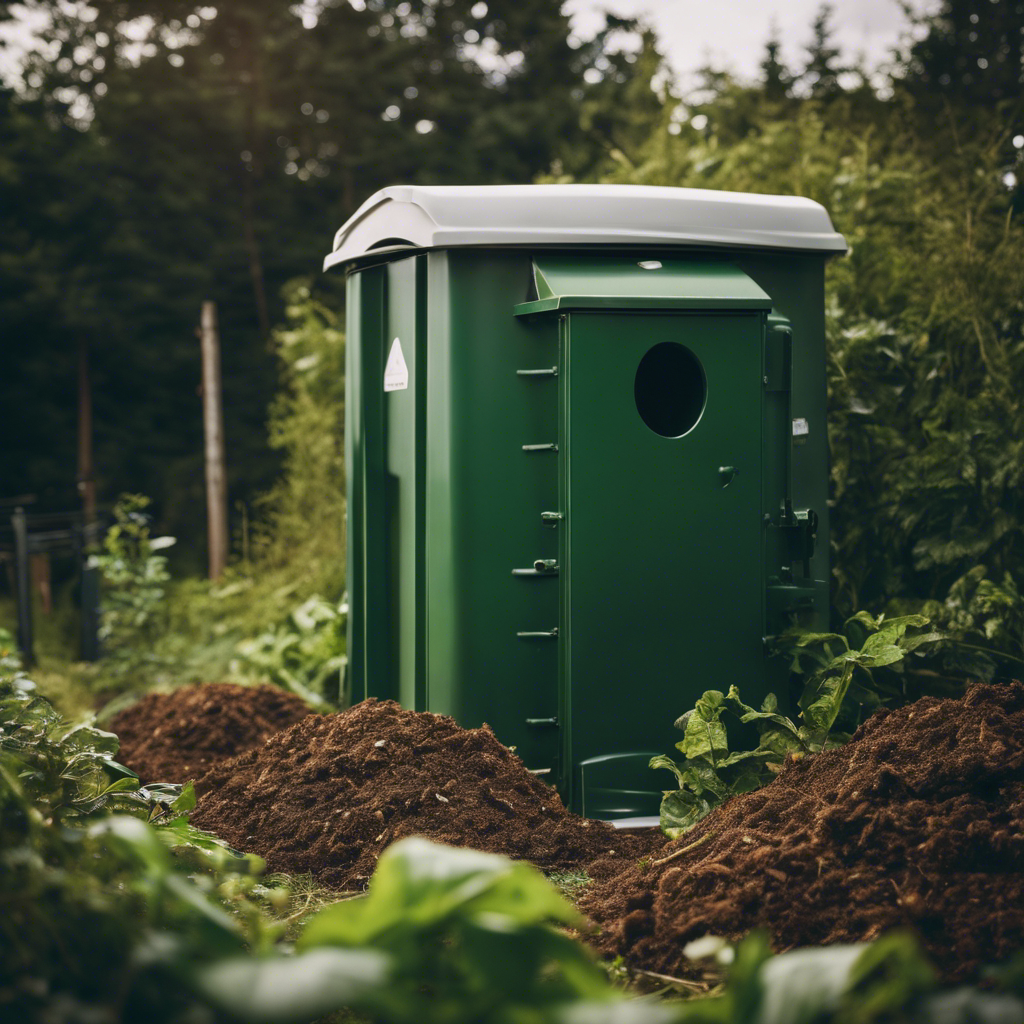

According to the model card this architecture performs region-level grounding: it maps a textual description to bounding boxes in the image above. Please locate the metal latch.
[512,559,559,577]
[775,502,818,578]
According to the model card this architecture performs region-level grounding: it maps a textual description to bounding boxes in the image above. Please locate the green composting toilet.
[324,184,847,820]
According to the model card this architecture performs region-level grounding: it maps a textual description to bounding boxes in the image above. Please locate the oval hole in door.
[634,342,706,438]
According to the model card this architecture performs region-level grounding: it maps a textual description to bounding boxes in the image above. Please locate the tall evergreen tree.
[801,3,843,98]
[760,21,793,102]
[900,0,1024,106]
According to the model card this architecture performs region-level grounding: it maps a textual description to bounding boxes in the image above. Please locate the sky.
[564,0,939,91]
[0,0,939,91]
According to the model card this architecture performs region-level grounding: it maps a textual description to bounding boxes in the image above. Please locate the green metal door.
[560,310,766,815]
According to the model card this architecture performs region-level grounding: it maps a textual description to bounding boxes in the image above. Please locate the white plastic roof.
[324,184,847,269]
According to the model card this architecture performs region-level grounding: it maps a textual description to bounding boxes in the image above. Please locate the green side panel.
[739,255,830,665]
[424,250,560,774]
[347,265,389,705]
[560,311,767,814]
[516,257,772,315]
[344,271,364,703]
[384,256,425,709]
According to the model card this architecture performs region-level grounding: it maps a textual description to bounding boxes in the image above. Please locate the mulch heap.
[581,681,1024,983]
[191,698,664,889]
[110,683,313,785]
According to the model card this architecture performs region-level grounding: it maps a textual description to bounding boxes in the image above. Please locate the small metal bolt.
[763,375,769,385]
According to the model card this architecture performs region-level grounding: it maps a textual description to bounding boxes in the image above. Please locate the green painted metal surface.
[342,244,833,818]
[558,309,766,815]
[517,256,773,315]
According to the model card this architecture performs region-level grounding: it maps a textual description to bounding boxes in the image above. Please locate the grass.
[547,868,593,905]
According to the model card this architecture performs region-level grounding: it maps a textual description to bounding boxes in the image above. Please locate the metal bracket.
[522,442,558,452]
[772,503,818,578]
[517,367,558,377]
[517,627,558,639]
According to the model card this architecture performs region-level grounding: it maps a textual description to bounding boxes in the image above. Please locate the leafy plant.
[907,568,1024,684]
[233,593,347,706]
[88,493,176,691]
[199,837,680,1024]
[652,615,942,836]
[672,930,1024,1024]
[0,658,276,1021]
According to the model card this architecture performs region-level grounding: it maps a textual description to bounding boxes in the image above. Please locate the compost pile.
[110,683,313,784]
[191,698,663,888]
[581,681,1024,982]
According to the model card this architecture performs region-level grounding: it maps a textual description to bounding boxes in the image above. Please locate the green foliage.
[233,594,346,706]
[201,836,678,1024]
[140,289,349,699]
[250,280,347,586]
[88,494,176,691]
[653,615,942,837]
[904,568,1024,683]
[0,658,275,1022]
[671,931,1024,1024]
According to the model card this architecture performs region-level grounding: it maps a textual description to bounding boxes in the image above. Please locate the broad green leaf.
[849,643,906,669]
[59,724,122,757]
[554,999,685,1024]
[659,786,717,837]
[678,690,729,764]
[170,781,197,813]
[724,686,802,738]
[788,631,849,651]
[799,661,855,737]
[900,631,945,654]
[155,816,265,873]
[195,948,393,1024]
[842,932,934,1019]
[649,754,687,788]
[752,944,867,1024]
[299,838,577,950]
[89,815,172,874]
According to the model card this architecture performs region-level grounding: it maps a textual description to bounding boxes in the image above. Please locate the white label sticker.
[792,417,810,437]
[384,337,409,392]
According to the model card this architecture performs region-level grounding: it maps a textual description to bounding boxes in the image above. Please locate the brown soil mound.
[581,681,1024,983]
[110,683,313,784]
[191,698,664,889]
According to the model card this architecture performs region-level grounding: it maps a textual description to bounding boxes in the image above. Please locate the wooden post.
[12,507,34,667]
[200,301,229,580]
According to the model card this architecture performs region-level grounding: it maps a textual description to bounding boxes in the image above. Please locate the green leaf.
[849,642,906,669]
[798,661,856,739]
[171,781,197,813]
[649,753,687,788]
[841,932,934,1019]
[59,724,122,757]
[659,786,718,837]
[299,838,578,950]
[751,943,868,1024]
[677,690,729,764]
[194,948,393,1024]
[554,999,686,1023]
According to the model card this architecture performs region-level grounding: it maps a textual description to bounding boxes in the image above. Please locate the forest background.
[2,0,1024,697]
